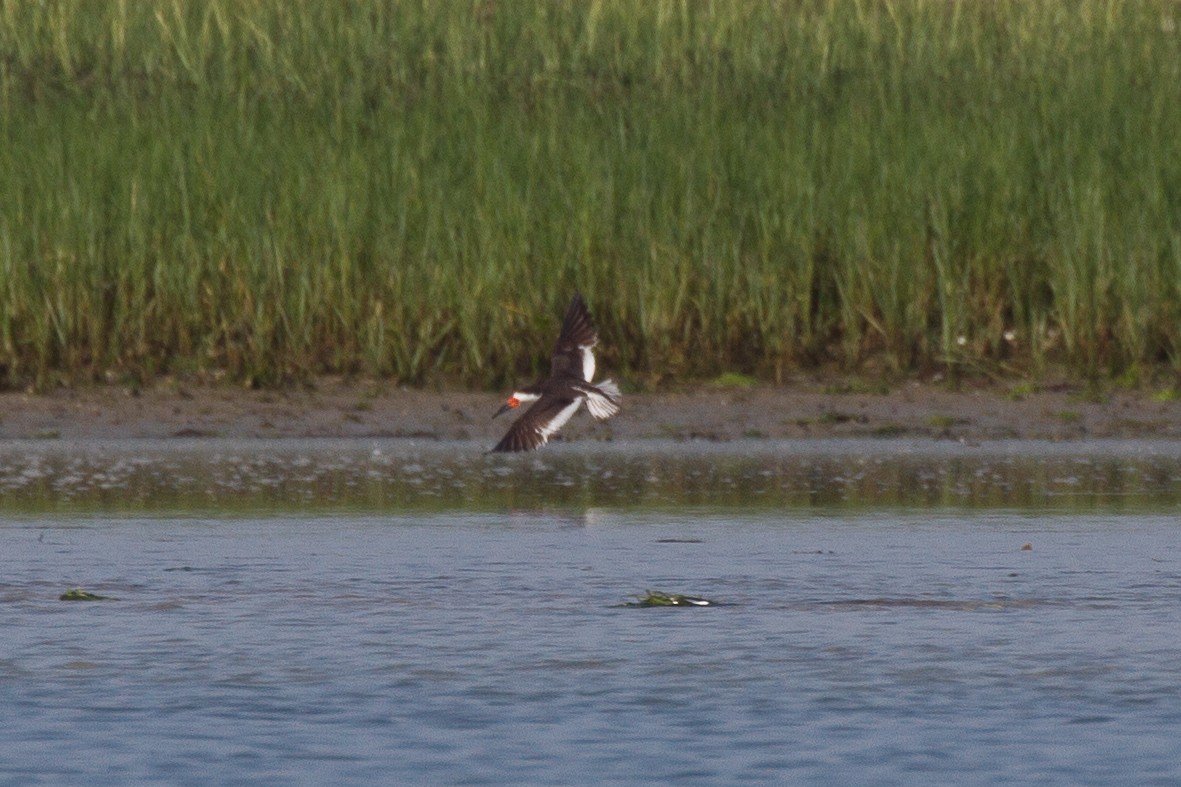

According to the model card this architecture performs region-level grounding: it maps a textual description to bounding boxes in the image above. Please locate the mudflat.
[2,378,1179,445]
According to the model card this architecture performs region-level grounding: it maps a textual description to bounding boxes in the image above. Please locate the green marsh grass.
[2,1,1181,388]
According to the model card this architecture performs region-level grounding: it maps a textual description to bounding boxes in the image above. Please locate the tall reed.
[1,0,1179,389]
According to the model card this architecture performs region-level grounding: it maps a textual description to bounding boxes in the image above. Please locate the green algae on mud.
[624,591,716,608]
[59,588,113,601]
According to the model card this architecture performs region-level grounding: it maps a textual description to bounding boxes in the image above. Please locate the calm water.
[3,440,1181,784]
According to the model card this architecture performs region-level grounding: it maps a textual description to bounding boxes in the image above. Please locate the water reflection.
[3,439,1181,511]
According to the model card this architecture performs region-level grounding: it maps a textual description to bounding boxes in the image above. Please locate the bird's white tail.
[586,379,621,420]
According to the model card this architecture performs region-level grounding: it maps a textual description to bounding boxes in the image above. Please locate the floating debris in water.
[59,588,112,601]
[626,590,714,607]
[1021,542,1033,551]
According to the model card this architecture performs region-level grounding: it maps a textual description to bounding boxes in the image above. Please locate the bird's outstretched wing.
[550,292,598,382]
[489,396,582,453]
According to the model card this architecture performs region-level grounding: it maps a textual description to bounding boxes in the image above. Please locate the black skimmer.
[490,293,622,452]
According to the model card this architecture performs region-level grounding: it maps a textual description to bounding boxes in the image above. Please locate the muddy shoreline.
[3,377,1180,445]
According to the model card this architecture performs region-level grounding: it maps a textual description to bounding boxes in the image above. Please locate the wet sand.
[3,377,1180,444]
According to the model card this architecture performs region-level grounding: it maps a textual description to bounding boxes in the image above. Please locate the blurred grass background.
[1,0,1180,390]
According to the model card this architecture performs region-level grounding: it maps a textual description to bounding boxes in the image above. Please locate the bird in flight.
[490,293,622,452]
